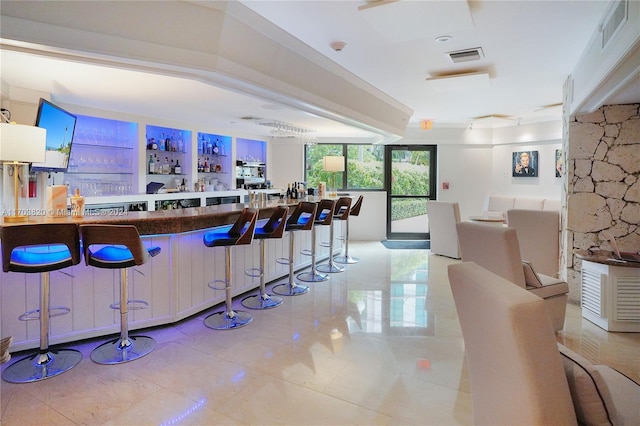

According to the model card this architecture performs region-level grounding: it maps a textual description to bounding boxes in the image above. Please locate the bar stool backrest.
[228,208,258,245]
[333,197,352,221]
[287,202,317,231]
[316,199,336,226]
[80,224,149,267]
[350,195,363,217]
[260,206,288,239]
[1,223,81,273]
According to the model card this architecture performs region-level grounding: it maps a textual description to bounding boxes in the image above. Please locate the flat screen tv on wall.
[30,98,77,173]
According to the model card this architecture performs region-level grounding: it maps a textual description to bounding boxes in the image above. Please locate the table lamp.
[322,155,344,197]
[0,123,46,222]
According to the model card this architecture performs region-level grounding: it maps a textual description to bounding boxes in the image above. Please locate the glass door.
[385,145,436,239]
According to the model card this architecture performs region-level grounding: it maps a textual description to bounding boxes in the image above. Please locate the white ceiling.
[0,0,630,139]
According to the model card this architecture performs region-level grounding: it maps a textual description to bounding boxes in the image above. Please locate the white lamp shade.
[0,123,47,163]
[322,155,345,172]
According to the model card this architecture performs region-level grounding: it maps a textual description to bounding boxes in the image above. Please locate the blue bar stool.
[203,208,258,329]
[272,201,317,296]
[80,224,161,364]
[297,199,335,283]
[1,223,82,383]
[317,197,352,274]
[334,195,363,264]
[242,206,288,310]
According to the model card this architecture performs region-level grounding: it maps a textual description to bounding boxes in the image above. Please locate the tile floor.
[1,241,638,425]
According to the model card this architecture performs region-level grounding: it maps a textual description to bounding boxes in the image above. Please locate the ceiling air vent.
[602,0,627,50]
[447,47,484,63]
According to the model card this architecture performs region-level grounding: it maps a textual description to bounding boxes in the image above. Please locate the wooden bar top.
[1,200,301,236]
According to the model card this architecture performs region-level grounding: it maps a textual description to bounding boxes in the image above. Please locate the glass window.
[305,144,384,190]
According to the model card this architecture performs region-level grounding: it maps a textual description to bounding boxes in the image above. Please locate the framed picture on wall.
[555,149,563,177]
[512,150,538,177]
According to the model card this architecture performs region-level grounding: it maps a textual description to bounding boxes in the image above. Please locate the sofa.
[448,261,640,425]
[482,195,560,219]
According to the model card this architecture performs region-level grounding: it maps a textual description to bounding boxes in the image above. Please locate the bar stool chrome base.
[2,349,82,383]
[205,310,253,330]
[316,262,345,273]
[90,335,156,365]
[272,281,309,296]
[296,268,329,282]
[333,254,359,264]
[242,293,283,310]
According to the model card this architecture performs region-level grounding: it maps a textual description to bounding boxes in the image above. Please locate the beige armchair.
[427,200,461,259]
[506,209,560,278]
[449,262,640,426]
[448,262,576,425]
[455,221,568,331]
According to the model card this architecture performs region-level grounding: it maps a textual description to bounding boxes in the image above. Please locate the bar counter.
[1,198,341,352]
[1,199,294,235]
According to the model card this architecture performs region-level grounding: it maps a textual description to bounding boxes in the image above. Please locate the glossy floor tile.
[1,241,638,425]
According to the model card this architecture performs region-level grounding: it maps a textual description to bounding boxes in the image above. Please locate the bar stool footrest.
[109,300,150,311]
[276,257,291,266]
[244,267,263,279]
[300,249,314,257]
[18,306,71,322]
[319,241,331,248]
[207,279,228,291]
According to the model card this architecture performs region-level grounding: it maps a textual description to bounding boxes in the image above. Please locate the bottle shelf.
[74,143,133,150]
[67,171,134,175]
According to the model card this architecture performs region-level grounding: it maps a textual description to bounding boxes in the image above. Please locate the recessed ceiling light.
[435,35,452,43]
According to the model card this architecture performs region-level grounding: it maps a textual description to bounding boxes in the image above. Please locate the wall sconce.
[0,123,47,222]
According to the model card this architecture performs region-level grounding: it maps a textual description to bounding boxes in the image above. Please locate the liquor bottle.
[286,183,292,199]
[164,156,170,174]
[159,132,165,151]
[170,159,176,174]
[213,139,219,155]
[148,154,155,174]
[165,136,171,152]
[70,188,85,217]
[203,159,209,173]
[174,159,181,174]
[180,178,186,192]
[292,182,298,199]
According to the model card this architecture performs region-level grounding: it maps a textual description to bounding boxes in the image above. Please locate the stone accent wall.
[566,103,640,301]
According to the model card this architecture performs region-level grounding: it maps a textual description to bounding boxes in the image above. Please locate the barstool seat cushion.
[8,245,74,273]
[203,224,245,247]
[287,213,313,231]
[87,245,160,269]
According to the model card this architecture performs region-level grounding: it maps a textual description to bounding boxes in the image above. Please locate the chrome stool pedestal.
[1,223,82,383]
[317,197,352,274]
[242,207,287,310]
[204,208,258,330]
[272,202,317,296]
[334,195,363,265]
[297,199,335,283]
[80,225,161,364]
